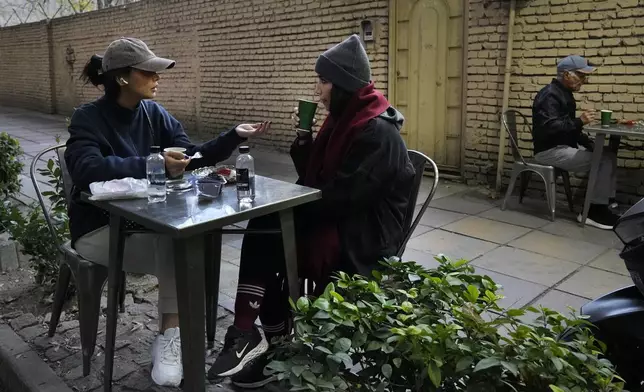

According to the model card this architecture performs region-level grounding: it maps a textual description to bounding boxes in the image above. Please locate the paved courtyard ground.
[0,105,634,391]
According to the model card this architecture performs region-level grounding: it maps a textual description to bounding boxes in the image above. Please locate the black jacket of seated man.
[532,78,594,155]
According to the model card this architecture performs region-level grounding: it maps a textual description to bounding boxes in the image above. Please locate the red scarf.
[298,83,391,279]
[303,83,391,188]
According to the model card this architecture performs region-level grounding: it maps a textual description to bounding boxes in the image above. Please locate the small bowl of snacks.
[192,165,236,183]
[196,178,224,200]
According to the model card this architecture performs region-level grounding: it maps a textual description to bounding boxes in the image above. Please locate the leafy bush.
[0,157,70,291]
[268,257,624,392]
[0,132,23,200]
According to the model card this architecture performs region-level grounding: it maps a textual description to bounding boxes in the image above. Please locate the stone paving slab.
[414,206,467,228]
[406,229,499,262]
[589,248,629,276]
[478,207,550,229]
[533,290,590,315]
[443,216,533,245]
[472,246,579,287]
[557,266,633,300]
[539,219,623,250]
[474,267,547,309]
[429,192,496,215]
[508,230,607,265]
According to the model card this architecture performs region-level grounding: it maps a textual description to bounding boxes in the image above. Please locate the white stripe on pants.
[74,226,178,314]
[534,145,616,205]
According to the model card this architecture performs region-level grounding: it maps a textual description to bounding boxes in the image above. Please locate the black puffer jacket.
[532,79,592,154]
[290,107,416,275]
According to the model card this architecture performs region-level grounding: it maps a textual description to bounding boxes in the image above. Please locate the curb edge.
[0,324,73,392]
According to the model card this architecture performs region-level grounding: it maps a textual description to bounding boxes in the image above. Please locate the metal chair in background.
[500,110,574,221]
[30,144,126,377]
[396,150,439,257]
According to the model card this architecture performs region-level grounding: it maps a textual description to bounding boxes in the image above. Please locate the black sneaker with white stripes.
[578,204,619,230]
[207,325,268,378]
[231,354,277,389]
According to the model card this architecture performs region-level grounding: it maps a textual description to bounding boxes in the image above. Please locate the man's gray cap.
[557,55,596,74]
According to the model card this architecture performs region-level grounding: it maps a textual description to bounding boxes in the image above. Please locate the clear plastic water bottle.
[147,146,167,203]
[236,145,255,203]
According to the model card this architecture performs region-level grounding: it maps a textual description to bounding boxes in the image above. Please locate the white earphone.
[118,77,128,85]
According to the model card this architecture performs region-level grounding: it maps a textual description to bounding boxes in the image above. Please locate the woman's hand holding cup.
[164,150,191,178]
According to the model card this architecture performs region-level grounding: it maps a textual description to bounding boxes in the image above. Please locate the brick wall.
[50,0,202,131]
[0,22,53,113]
[195,0,389,149]
[464,0,509,185]
[0,0,389,149]
[465,0,644,202]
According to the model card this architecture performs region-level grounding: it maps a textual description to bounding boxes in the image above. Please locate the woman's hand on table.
[164,151,191,178]
[235,121,271,139]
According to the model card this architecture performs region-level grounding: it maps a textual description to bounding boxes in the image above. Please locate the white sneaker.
[151,327,183,387]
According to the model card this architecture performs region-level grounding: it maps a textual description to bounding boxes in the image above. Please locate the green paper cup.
[297,99,318,131]
[601,110,613,127]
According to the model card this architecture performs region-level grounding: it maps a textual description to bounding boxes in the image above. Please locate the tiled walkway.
[0,107,631,311]
[0,105,635,391]
[1,105,632,317]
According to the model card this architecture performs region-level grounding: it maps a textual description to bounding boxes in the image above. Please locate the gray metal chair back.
[502,109,530,164]
[397,150,439,257]
[30,143,126,377]
[30,144,68,252]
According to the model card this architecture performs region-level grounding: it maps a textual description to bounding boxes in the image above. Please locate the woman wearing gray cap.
[64,37,270,387]
[208,34,415,388]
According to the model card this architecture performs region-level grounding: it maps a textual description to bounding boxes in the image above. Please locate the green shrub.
[0,156,70,292]
[268,257,624,392]
[0,132,23,200]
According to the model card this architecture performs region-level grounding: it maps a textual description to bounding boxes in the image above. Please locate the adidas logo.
[249,301,260,309]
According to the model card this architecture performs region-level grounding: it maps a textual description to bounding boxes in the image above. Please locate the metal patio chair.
[30,144,126,377]
[500,110,574,221]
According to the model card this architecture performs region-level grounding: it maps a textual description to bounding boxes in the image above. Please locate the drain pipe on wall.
[494,0,517,194]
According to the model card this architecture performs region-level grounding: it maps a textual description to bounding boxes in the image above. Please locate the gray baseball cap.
[557,55,596,74]
[102,37,175,73]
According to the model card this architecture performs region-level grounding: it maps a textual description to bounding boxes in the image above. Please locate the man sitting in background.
[532,55,618,230]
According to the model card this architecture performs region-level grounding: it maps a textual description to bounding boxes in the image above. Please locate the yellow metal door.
[389,0,464,170]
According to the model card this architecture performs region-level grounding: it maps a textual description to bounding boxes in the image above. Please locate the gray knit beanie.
[315,35,371,92]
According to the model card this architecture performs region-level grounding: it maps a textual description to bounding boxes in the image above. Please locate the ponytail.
[80,54,130,100]
[81,54,105,86]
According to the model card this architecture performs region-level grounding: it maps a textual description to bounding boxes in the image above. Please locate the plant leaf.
[501,361,519,376]
[467,285,480,302]
[313,310,330,319]
[333,338,351,353]
[292,365,306,377]
[315,346,333,355]
[366,341,382,351]
[549,386,566,392]
[455,357,473,372]
[296,297,310,312]
[301,370,316,385]
[393,358,402,368]
[313,298,330,311]
[381,364,392,379]
[335,352,353,368]
[474,357,502,372]
[427,361,442,387]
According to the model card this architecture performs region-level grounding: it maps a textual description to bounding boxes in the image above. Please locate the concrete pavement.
[0,105,635,391]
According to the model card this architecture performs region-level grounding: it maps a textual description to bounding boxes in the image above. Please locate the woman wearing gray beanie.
[208,35,416,388]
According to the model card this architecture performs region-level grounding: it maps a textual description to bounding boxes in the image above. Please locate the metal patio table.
[581,123,644,228]
[83,175,321,392]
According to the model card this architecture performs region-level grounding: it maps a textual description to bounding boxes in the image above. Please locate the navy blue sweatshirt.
[65,96,244,244]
